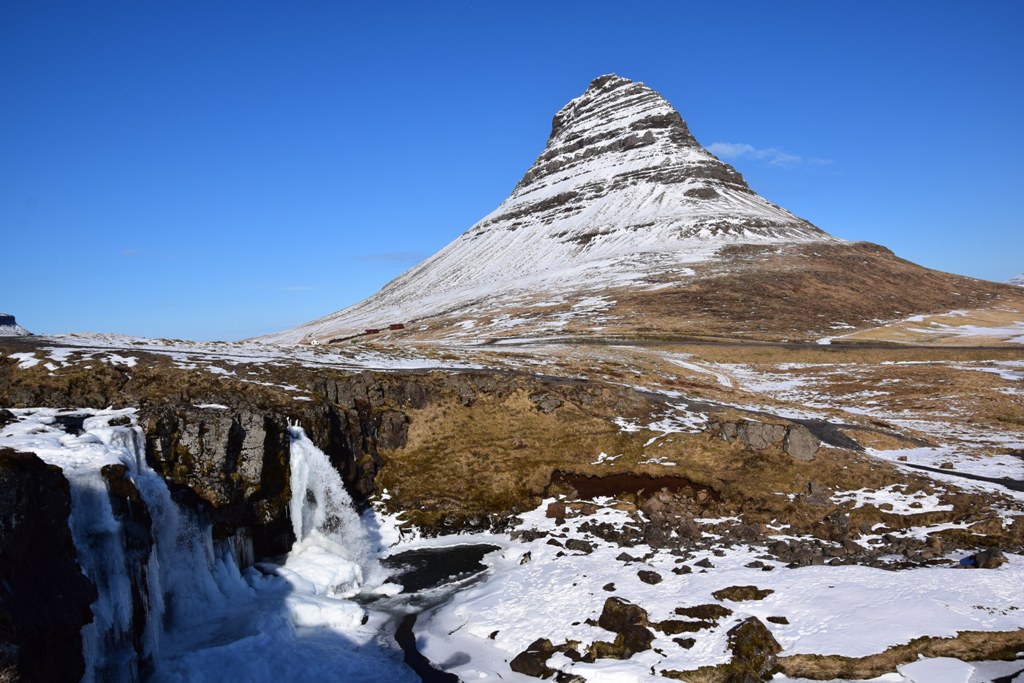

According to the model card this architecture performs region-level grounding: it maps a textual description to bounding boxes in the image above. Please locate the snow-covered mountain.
[263,74,834,345]
[1009,273,1024,286]
[0,313,30,336]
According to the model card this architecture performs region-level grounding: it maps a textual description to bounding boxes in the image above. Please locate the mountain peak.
[549,73,694,145]
[262,75,836,345]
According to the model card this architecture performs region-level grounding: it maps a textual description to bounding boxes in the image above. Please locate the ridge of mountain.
[1009,273,1024,286]
[262,75,833,345]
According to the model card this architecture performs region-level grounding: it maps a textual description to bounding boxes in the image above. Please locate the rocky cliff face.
[262,75,833,345]
[0,448,97,682]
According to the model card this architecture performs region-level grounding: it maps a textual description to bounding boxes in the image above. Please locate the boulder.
[592,597,655,659]
[960,548,1007,569]
[725,617,782,681]
[637,570,663,585]
[738,422,786,451]
[712,586,774,602]
[783,424,820,461]
[509,638,555,678]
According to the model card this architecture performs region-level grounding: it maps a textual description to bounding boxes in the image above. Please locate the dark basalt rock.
[565,539,594,554]
[637,569,662,585]
[141,403,294,557]
[0,448,97,683]
[100,464,155,662]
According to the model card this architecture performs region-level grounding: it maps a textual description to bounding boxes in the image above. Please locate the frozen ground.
[401,497,1024,682]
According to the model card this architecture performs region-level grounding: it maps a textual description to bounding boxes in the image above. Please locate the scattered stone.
[530,392,564,414]
[673,637,696,649]
[766,616,789,625]
[940,462,955,470]
[637,570,662,585]
[694,558,714,569]
[565,539,594,554]
[712,586,774,602]
[488,630,499,640]
[603,582,616,592]
[671,565,692,575]
[801,481,831,507]
[546,502,567,520]
[616,552,638,563]
[520,551,532,565]
[546,539,564,547]
[745,560,765,569]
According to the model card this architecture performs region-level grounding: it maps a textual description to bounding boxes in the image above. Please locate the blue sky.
[2,2,1022,340]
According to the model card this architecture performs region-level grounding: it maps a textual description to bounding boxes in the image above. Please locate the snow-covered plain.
[411,498,1024,682]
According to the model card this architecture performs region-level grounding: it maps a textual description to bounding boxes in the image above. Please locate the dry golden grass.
[778,629,1024,680]
[843,304,1024,346]
[662,630,1024,682]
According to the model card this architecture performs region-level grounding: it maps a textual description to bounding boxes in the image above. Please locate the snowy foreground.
[2,408,1023,682]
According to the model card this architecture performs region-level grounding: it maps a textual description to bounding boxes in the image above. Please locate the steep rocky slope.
[263,75,1023,345]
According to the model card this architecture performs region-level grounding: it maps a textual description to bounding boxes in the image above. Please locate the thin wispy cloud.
[708,142,831,168]
[354,251,426,265]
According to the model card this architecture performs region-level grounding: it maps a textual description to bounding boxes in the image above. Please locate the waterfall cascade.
[286,425,383,597]
[0,408,414,682]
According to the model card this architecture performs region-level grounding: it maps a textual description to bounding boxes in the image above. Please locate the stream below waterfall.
[0,408,499,682]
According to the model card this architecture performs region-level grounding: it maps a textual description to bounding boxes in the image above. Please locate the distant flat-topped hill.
[262,75,1023,345]
[0,314,30,337]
